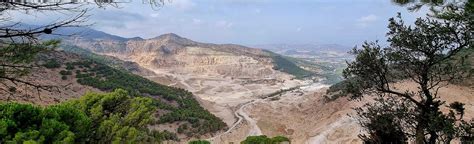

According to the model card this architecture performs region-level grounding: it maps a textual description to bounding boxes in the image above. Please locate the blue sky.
[16,0,429,46]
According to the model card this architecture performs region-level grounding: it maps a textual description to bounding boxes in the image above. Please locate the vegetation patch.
[240,135,290,144]
[264,50,313,79]
[284,56,346,84]
[0,89,177,143]
[59,70,72,75]
[43,59,61,69]
[324,78,356,101]
[188,140,211,144]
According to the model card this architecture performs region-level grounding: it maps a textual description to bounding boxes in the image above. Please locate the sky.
[14,0,429,47]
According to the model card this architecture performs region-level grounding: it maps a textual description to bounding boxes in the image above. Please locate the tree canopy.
[240,135,290,144]
[343,0,473,143]
[0,89,176,143]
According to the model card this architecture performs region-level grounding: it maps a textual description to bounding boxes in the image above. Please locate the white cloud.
[216,20,233,28]
[356,14,377,28]
[170,0,196,11]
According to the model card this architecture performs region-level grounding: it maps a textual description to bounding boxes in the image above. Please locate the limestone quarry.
[61,33,339,143]
[4,1,473,144]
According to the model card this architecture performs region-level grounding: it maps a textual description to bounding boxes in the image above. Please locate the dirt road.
[208,83,313,141]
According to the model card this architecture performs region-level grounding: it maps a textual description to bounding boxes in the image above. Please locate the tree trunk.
[415,127,426,144]
[429,131,438,144]
[415,108,427,144]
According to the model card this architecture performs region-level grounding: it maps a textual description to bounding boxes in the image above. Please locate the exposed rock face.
[64,33,278,79]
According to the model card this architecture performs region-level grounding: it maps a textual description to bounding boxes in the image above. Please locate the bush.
[240,135,290,144]
[61,75,67,80]
[43,59,61,69]
[65,63,75,70]
[152,130,178,141]
[188,140,211,144]
[324,78,357,101]
[271,136,290,143]
[59,70,72,75]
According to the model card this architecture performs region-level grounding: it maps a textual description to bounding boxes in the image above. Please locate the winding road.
[207,83,313,141]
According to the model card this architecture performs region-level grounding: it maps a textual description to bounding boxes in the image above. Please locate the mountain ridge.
[47,27,312,79]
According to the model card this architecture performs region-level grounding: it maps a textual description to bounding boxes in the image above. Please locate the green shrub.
[152,130,178,141]
[240,135,290,144]
[271,136,290,143]
[188,140,211,144]
[43,59,61,69]
[65,63,75,70]
[59,70,72,75]
[241,135,273,144]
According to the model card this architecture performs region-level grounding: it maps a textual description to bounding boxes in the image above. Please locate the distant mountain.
[253,43,353,56]
[35,26,124,41]
[47,27,313,79]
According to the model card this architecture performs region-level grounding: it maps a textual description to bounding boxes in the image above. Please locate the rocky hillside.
[0,50,227,141]
[0,51,100,104]
[48,28,312,79]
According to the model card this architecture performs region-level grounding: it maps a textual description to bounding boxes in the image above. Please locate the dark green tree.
[188,140,211,144]
[344,1,473,143]
[0,89,169,143]
[67,89,158,143]
[0,102,91,143]
[240,135,290,144]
